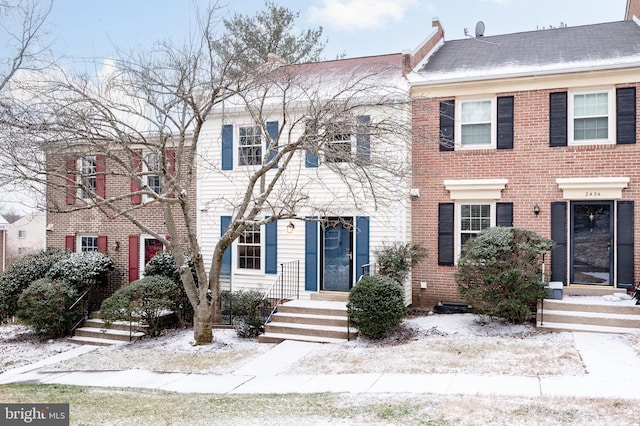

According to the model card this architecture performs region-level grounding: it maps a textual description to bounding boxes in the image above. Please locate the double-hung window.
[460,100,493,147]
[238,224,261,270]
[80,235,99,252]
[79,156,97,199]
[238,126,262,166]
[570,90,612,144]
[459,203,492,248]
[325,122,353,163]
[146,152,162,194]
[18,230,26,239]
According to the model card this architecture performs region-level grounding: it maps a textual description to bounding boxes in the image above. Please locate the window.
[146,152,162,194]
[460,100,493,147]
[238,126,262,166]
[238,224,261,270]
[571,90,612,143]
[18,230,26,239]
[80,235,99,252]
[325,122,353,163]
[459,203,492,248]
[79,156,97,199]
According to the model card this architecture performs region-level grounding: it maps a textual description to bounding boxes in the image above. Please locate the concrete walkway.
[1,332,640,399]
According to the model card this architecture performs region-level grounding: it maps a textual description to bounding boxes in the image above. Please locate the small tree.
[455,227,554,324]
[348,275,406,339]
[374,242,426,284]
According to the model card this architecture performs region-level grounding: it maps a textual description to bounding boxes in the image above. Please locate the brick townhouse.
[409,4,640,308]
[47,144,195,303]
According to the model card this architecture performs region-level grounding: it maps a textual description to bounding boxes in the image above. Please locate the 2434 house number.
[585,191,601,197]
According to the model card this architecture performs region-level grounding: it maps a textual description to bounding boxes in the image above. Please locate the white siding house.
[197,54,414,303]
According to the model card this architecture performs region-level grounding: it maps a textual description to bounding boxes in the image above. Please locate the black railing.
[260,260,300,323]
[67,283,96,336]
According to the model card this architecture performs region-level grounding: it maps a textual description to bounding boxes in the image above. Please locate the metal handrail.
[67,283,95,336]
[260,260,300,325]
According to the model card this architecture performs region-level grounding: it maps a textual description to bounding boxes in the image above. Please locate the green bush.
[455,227,555,324]
[144,250,194,325]
[348,275,406,339]
[99,276,181,337]
[374,242,426,284]
[0,248,67,321]
[222,290,267,338]
[47,251,114,292]
[16,278,79,338]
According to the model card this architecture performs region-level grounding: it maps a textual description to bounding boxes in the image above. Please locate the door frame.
[569,201,614,286]
[320,216,354,292]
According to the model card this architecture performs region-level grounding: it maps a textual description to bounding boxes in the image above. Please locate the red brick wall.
[46,150,196,304]
[627,0,640,20]
[411,82,640,309]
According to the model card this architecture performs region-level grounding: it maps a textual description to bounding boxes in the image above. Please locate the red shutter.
[65,235,75,252]
[166,149,176,198]
[128,234,139,282]
[65,158,76,205]
[97,235,108,253]
[130,151,142,205]
[95,155,106,199]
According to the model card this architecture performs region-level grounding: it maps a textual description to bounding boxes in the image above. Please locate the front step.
[67,315,146,346]
[537,295,640,334]
[259,299,356,344]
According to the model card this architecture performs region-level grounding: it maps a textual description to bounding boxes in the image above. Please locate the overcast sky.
[46,0,629,62]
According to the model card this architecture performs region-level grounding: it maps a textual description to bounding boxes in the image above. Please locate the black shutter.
[439,100,455,151]
[496,202,513,227]
[497,96,514,150]
[438,203,455,266]
[617,201,634,289]
[550,201,567,283]
[617,87,636,145]
[549,92,568,147]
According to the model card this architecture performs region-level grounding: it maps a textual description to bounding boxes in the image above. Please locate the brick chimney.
[626,0,640,20]
[403,18,445,75]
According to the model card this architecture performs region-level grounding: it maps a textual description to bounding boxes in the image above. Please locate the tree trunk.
[193,303,213,344]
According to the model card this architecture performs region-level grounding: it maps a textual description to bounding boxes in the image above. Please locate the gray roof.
[416,20,640,82]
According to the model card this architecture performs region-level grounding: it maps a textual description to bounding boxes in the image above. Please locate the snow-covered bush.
[222,290,267,338]
[144,250,194,325]
[348,275,406,339]
[46,251,114,291]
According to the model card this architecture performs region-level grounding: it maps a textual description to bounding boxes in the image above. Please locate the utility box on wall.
[545,281,564,300]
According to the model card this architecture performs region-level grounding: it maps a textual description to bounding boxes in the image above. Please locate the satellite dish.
[475,21,485,37]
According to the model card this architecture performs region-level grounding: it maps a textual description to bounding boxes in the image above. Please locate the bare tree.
[9,4,413,344]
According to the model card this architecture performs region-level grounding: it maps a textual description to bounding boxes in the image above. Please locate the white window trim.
[233,223,265,275]
[143,152,162,202]
[77,234,98,252]
[236,124,264,168]
[568,88,615,146]
[455,201,496,262]
[77,156,97,201]
[456,97,496,150]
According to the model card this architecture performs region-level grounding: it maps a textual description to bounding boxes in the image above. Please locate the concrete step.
[310,292,349,302]
[270,311,349,327]
[536,321,640,334]
[83,318,147,332]
[264,321,354,340]
[277,299,348,317]
[258,332,351,344]
[66,335,129,346]
[537,309,640,329]
[73,326,145,342]
[541,299,640,315]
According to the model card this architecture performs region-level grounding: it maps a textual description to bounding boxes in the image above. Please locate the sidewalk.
[1,333,639,399]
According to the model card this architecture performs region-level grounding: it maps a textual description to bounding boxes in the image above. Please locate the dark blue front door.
[571,202,613,286]
[322,219,353,291]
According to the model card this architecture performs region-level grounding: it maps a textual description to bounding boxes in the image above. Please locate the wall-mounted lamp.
[533,204,540,215]
[287,221,295,233]
[113,241,120,251]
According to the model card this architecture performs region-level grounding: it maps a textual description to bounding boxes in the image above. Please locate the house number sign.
[584,191,601,197]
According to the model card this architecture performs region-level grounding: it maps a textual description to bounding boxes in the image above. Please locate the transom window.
[80,236,98,252]
[146,152,162,194]
[79,156,97,199]
[572,91,610,142]
[460,203,492,247]
[460,100,492,146]
[238,224,261,270]
[238,126,262,166]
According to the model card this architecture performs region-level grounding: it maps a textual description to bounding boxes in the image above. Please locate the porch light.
[533,204,540,215]
[287,221,295,233]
